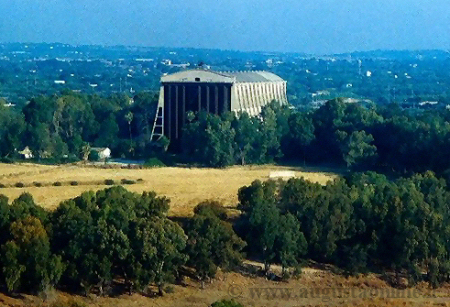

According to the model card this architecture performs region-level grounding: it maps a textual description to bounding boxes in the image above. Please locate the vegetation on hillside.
[3,43,450,304]
[5,92,450,179]
[0,187,245,296]
[238,172,450,287]
[0,91,159,161]
[0,172,450,298]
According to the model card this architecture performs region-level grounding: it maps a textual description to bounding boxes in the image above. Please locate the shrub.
[120,179,136,185]
[38,285,58,302]
[144,157,166,168]
[33,182,43,187]
[194,201,228,220]
[137,178,144,182]
[15,182,25,188]
[70,181,79,186]
[282,270,291,281]
[104,179,115,185]
[53,181,62,187]
[292,265,303,279]
[0,157,14,164]
[164,285,175,294]
[0,183,6,188]
[88,150,100,162]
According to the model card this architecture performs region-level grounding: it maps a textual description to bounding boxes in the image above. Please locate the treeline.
[0,91,159,161]
[1,171,450,297]
[238,171,450,287]
[0,186,245,296]
[3,91,450,175]
[182,99,450,175]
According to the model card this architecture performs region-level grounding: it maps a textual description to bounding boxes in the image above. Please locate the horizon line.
[1,41,448,58]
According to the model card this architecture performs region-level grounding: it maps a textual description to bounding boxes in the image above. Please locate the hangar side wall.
[231,81,288,116]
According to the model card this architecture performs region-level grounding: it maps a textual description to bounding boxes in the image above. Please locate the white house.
[18,147,33,159]
[91,147,111,160]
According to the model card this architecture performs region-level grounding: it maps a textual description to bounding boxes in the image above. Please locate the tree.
[129,217,187,296]
[260,105,282,162]
[28,123,53,159]
[337,130,377,168]
[231,113,263,165]
[182,112,235,167]
[0,105,25,158]
[95,113,119,148]
[51,186,179,295]
[311,98,347,162]
[80,143,91,162]
[238,180,309,276]
[275,213,307,275]
[283,112,315,162]
[237,180,278,214]
[1,217,64,293]
[0,195,10,235]
[193,200,228,220]
[2,241,24,293]
[247,199,280,273]
[9,192,47,224]
[53,95,97,153]
[186,202,245,287]
[131,92,158,156]
[125,111,134,155]
[51,189,120,294]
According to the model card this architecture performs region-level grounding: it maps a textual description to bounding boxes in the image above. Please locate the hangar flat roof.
[161,69,285,83]
[221,71,285,82]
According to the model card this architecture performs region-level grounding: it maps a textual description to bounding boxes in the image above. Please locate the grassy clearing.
[0,163,337,216]
[0,163,58,179]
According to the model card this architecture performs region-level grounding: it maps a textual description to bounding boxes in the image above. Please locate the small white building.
[18,147,33,159]
[91,147,111,160]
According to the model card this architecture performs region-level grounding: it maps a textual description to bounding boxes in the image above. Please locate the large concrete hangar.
[151,69,288,145]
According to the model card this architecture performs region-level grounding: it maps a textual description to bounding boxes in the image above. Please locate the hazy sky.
[1,0,449,54]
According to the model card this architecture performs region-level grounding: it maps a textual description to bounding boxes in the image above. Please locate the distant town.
[1,43,450,110]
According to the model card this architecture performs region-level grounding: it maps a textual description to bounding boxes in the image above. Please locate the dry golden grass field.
[0,163,337,216]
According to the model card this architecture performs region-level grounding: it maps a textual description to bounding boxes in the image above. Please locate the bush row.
[0,179,143,188]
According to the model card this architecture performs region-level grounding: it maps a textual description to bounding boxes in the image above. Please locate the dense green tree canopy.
[186,201,245,286]
[238,172,450,284]
[50,186,181,295]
